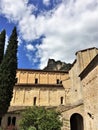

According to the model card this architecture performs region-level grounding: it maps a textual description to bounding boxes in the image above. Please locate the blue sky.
[0,0,98,69]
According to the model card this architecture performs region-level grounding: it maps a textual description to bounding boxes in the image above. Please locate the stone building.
[0,47,98,130]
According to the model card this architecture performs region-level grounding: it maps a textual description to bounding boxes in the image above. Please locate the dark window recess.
[57,79,60,84]
[0,117,2,126]
[33,97,37,106]
[12,117,16,126]
[70,113,84,130]
[8,117,11,126]
[60,81,62,84]
[16,78,18,83]
[35,78,38,84]
[60,97,64,105]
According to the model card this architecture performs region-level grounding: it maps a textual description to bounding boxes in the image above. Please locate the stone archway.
[70,113,84,130]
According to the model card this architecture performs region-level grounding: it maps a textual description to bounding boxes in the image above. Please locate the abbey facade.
[0,47,98,130]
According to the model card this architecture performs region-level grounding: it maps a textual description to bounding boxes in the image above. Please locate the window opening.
[12,117,16,126]
[8,116,11,126]
[33,97,37,106]
[16,78,18,83]
[60,81,62,84]
[35,78,38,84]
[60,97,64,105]
[57,79,60,84]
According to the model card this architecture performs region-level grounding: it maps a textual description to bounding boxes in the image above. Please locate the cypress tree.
[0,27,18,116]
[0,30,6,64]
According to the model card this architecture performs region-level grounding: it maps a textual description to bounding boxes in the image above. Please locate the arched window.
[35,78,38,84]
[60,97,64,105]
[57,79,60,84]
[7,116,11,126]
[12,117,16,126]
[33,97,37,106]
[60,81,62,84]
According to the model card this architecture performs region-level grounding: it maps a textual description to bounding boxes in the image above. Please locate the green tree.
[19,106,63,130]
[0,30,6,64]
[0,27,18,116]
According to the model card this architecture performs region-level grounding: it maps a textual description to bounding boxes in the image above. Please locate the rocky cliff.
[43,59,72,71]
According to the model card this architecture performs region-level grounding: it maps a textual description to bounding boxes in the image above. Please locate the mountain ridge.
[43,59,72,71]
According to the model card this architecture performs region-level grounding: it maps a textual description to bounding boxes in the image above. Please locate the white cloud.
[18,36,22,46]
[25,44,35,51]
[0,0,36,21]
[43,0,50,6]
[0,0,98,69]
[4,34,9,53]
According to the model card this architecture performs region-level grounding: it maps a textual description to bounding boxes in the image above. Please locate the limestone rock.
[43,59,72,71]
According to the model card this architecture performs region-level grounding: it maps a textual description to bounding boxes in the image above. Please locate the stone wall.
[11,86,65,106]
[61,104,84,130]
[62,47,98,130]
[16,69,68,84]
[81,63,98,130]
[10,70,68,107]
[68,47,97,104]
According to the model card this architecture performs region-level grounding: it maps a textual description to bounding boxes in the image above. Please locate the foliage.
[0,27,18,116]
[0,30,6,64]
[19,106,63,130]
[28,126,37,130]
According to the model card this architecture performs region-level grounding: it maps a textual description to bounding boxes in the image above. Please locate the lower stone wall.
[82,66,98,130]
[1,112,21,130]
[61,104,84,130]
[11,86,65,107]
[1,104,84,130]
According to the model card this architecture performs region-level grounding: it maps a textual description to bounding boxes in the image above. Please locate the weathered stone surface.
[43,59,72,71]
